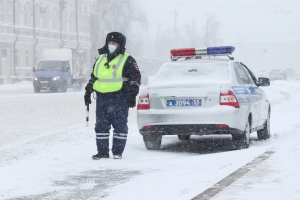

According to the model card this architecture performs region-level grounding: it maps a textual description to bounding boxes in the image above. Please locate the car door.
[242,64,268,127]
[234,63,259,129]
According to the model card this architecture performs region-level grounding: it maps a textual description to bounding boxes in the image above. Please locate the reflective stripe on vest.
[93,53,130,93]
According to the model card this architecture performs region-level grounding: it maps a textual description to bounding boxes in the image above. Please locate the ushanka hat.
[106,32,125,46]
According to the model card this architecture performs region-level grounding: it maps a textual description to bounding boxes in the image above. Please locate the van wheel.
[232,121,250,149]
[143,134,162,150]
[257,110,270,140]
[60,82,68,93]
[178,135,191,140]
[34,87,41,93]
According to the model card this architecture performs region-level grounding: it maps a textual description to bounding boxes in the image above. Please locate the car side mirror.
[33,67,35,72]
[258,77,270,86]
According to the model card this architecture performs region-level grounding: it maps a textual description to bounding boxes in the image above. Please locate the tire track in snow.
[192,150,275,200]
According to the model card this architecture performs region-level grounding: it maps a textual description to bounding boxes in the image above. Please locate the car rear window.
[152,62,230,85]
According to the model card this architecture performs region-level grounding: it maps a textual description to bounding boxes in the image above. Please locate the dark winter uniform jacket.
[85,32,141,97]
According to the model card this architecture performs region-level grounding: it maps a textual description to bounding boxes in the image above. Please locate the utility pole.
[59,0,65,48]
[33,0,38,68]
[174,0,190,48]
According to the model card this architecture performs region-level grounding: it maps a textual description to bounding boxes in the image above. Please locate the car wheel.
[233,121,250,149]
[50,86,58,92]
[257,109,271,140]
[143,134,162,150]
[60,82,68,93]
[178,135,191,140]
[34,87,41,93]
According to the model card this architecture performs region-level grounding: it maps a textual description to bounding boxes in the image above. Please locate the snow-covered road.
[0,81,299,200]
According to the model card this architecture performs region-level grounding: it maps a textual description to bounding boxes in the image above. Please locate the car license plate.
[40,81,49,84]
[166,99,202,107]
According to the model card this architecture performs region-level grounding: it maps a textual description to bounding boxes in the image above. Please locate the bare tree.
[203,14,222,46]
[90,0,148,60]
[183,19,203,47]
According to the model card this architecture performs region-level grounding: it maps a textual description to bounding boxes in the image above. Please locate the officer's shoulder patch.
[133,63,139,71]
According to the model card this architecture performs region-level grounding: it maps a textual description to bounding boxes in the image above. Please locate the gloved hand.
[84,90,92,106]
[126,95,136,108]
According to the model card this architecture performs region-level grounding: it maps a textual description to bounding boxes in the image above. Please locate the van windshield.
[37,61,67,71]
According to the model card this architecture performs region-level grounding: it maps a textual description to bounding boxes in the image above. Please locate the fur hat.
[98,32,126,56]
[106,32,125,46]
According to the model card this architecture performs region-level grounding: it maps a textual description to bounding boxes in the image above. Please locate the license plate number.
[166,99,202,107]
[40,81,49,84]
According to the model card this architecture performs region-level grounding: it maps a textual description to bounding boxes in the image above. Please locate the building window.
[42,6,49,29]
[35,4,40,28]
[15,50,19,67]
[2,49,7,58]
[69,11,75,32]
[26,50,30,67]
[34,51,38,67]
[62,10,67,32]
[25,2,32,27]
[7,1,12,23]
[40,16,43,28]
[52,7,59,31]
[0,0,3,22]
[15,1,20,25]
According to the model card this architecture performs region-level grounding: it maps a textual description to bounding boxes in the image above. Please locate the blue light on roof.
[207,46,235,55]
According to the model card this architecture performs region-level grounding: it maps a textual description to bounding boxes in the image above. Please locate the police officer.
[84,32,141,160]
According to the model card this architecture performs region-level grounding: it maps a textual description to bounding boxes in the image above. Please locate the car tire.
[257,109,271,140]
[57,82,68,92]
[60,82,68,93]
[50,86,58,92]
[232,121,250,149]
[143,134,162,150]
[178,135,191,140]
[34,87,41,93]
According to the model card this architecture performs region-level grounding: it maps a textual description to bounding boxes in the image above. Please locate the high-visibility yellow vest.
[93,53,129,93]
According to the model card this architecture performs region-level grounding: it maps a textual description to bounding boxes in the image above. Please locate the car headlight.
[53,76,60,81]
[34,77,38,81]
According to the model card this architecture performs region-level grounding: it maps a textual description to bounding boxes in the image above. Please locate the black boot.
[92,153,109,160]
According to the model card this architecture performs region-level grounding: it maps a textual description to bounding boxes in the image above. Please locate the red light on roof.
[171,48,196,57]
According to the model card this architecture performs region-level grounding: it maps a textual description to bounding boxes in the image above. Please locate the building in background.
[0,0,91,84]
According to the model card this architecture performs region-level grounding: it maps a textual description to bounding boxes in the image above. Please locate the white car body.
[137,57,271,149]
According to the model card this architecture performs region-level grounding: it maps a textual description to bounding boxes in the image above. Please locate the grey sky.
[140,0,300,72]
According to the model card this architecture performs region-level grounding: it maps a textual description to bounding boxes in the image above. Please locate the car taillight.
[137,94,150,110]
[220,90,239,108]
[142,125,153,129]
[216,124,229,128]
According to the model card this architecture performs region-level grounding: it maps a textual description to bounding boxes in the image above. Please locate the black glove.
[84,90,92,106]
[126,95,136,108]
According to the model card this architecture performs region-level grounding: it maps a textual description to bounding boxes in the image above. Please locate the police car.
[137,46,271,150]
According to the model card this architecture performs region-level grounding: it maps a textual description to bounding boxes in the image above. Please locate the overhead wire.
[255,0,300,32]
[265,0,300,26]
[145,1,300,37]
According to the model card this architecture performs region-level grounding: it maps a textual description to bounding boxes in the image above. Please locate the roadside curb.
[192,150,275,200]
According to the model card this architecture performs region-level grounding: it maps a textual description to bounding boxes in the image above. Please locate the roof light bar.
[170,46,235,58]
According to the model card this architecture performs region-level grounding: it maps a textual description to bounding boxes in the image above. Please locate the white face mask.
[108,44,117,53]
